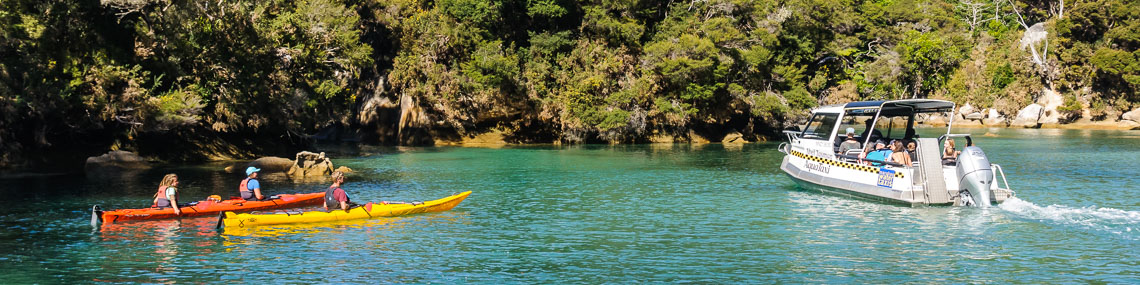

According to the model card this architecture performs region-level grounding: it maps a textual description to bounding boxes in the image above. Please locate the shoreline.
[2,122,1136,172]
[926,121,1140,131]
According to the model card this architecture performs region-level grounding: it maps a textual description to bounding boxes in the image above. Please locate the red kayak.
[92,192,325,224]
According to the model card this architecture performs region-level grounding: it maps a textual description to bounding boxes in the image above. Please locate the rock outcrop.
[722,131,744,144]
[287,151,334,178]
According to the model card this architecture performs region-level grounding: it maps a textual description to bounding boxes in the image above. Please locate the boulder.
[1122,108,1140,122]
[1038,109,1061,124]
[983,109,1006,126]
[1010,104,1043,128]
[85,150,150,171]
[1036,88,1064,124]
[958,103,975,116]
[924,113,948,126]
[334,166,354,174]
[248,157,294,173]
[688,130,711,144]
[722,131,744,144]
[287,151,334,178]
[965,112,985,120]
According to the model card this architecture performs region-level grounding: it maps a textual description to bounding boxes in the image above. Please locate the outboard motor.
[956,146,993,207]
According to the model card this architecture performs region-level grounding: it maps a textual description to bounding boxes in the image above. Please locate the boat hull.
[98,192,326,223]
[220,191,471,228]
[781,155,1012,206]
[781,156,933,206]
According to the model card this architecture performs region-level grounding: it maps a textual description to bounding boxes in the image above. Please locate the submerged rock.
[249,157,294,173]
[85,150,150,171]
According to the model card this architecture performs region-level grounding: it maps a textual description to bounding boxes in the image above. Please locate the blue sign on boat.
[877,168,895,188]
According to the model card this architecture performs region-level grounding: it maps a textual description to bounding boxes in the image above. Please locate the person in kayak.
[324,171,352,211]
[239,167,265,201]
[152,174,182,215]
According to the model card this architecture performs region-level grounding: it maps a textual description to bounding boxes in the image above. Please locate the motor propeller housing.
[956,146,994,207]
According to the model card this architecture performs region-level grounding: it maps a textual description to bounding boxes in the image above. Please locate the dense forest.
[1,0,1137,167]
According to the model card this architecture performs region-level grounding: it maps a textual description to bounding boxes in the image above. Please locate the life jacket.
[154,186,172,208]
[324,186,350,210]
[239,178,255,199]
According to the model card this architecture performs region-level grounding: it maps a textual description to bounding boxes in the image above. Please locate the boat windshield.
[801,113,839,139]
[838,108,877,142]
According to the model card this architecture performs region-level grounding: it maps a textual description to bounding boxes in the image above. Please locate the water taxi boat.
[778,99,1014,206]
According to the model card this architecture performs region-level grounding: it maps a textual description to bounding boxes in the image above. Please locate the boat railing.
[835,154,908,168]
[777,142,789,154]
[938,134,974,147]
[991,163,1014,194]
[782,130,801,142]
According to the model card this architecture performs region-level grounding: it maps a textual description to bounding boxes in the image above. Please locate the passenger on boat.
[864,140,892,166]
[942,139,962,165]
[890,140,913,166]
[859,119,883,141]
[838,128,862,156]
[324,171,352,211]
[906,141,918,162]
[152,174,181,215]
[239,167,265,201]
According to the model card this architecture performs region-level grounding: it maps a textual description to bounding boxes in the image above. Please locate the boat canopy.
[842,99,955,116]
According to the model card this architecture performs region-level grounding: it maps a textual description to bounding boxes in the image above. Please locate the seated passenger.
[890,140,913,166]
[942,139,962,165]
[859,119,883,141]
[838,128,862,156]
[324,171,353,212]
[152,174,181,215]
[864,140,891,166]
[906,141,917,162]
[239,167,265,201]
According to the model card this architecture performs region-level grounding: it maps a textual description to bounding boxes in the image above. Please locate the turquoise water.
[1,128,1138,283]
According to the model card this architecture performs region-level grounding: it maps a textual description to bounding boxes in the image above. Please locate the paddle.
[215,212,227,230]
[90,205,102,227]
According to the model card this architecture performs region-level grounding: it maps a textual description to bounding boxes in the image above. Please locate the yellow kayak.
[219,191,471,229]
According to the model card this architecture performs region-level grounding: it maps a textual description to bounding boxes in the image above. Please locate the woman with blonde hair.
[324,171,352,211]
[152,174,182,215]
[942,139,962,165]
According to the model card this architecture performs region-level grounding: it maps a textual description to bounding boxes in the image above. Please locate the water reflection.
[2,128,1140,283]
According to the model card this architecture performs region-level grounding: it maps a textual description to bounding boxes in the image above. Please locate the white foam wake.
[999,197,1140,239]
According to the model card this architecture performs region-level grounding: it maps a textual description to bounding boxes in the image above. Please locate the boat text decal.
[805,161,831,174]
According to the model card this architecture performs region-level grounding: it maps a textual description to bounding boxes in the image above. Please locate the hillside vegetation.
[1,0,1137,167]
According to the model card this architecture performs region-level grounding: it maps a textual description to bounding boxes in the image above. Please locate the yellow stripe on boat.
[221,191,471,228]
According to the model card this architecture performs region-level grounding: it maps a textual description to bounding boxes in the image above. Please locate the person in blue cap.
[239,166,265,200]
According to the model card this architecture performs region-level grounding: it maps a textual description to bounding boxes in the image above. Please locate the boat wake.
[999,197,1140,240]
